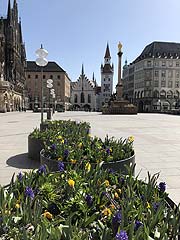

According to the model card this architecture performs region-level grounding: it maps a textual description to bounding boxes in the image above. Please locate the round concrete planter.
[40,149,135,174]
[28,135,44,161]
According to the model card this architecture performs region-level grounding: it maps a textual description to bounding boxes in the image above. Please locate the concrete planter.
[40,149,135,174]
[28,135,44,161]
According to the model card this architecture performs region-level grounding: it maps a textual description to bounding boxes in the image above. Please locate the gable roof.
[26,61,66,72]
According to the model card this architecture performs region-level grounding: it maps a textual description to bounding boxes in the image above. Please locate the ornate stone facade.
[123,41,180,112]
[0,0,26,112]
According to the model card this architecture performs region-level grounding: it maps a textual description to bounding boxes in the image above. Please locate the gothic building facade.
[0,0,26,112]
[70,65,98,111]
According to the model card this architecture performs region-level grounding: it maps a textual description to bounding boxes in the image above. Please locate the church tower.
[101,43,114,106]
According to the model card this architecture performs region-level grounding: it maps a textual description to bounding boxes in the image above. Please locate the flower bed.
[42,133,135,175]
[0,165,179,239]
[28,120,91,161]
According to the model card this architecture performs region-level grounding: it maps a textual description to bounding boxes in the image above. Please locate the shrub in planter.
[0,166,179,239]
[41,135,135,174]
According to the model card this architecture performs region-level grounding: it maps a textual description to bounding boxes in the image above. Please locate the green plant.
[0,165,179,239]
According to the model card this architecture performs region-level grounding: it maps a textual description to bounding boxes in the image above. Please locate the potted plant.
[40,134,135,175]
[0,165,179,239]
[28,120,91,162]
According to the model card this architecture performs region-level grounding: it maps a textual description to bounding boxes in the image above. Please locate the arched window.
[74,94,78,103]
[81,92,85,103]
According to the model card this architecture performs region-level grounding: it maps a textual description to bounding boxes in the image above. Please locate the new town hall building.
[123,41,180,112]
[0,0,26,112]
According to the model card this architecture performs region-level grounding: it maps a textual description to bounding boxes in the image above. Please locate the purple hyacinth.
[158,182,166,192]
[85,194,93,207]
[50,144,57,151]
[153,202,160,211]
[17,172,23,181]
[64,149,69,158]
[106,148,111,155]
[38,165,46,174]
[134,220,143,231]
[112,211,122,234]
[25,187,34,199]
[115,230,128,240]
[58,161,64,172]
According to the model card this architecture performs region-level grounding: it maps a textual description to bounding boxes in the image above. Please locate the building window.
[74,94,78,103]
[108,78,110,81]
[81,92,85,103]
[43,75,46,79]
[57,82,60,86]
[50,75,53,79]
[35,75,38,79]
[154,81,159,87]
[175,81,179,88]
[169,61,173,67]
[154,71,159,77]
[147,60,151,67]
[176,62,180,67]
[161,81,166,87]
[57,75,60,79]
[162,61,166,67]
[168,81,173,88]
[28,74,31,79]
[88,94,91,103]
[168,70,173,78]
[176,71,179,78]
[161,70,166,78]
[104,78,106,81]
[154,61,159,67]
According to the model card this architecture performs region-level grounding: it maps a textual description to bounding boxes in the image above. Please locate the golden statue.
[118,42,122,52]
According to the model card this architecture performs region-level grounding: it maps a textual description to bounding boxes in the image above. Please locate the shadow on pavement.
[6,153,40,169]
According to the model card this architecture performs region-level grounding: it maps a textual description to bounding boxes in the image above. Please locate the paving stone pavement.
[0,111,180,204]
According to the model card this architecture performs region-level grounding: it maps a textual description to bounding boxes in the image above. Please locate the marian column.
[116,42,123,100]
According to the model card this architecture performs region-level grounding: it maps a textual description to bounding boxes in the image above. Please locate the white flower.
[154,228,160,238]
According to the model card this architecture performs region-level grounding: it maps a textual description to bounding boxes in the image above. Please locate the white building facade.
[71,66,98,111]
[122,41,180,112]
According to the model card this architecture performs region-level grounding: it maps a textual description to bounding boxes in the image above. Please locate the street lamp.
[35,45,48,128]
[47,79,53,120]
[158,99,161,112]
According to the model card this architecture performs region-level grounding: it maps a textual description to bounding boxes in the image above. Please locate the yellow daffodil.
[15,203,20,209]
[68,179,75,188]
[102,207,112,216]
[85,162,91,172]
[57,135,63,140]
[110,148,113,153]
[147,202,150,209]
[70,159,77,164]
[78,142,83,148]
[117,188,122,194]
[104,180,110,187]
[60,139,64,144]
[43,210,53,220]
[128,136,134,143]
[114,192,119,199]
[58,157,62,161]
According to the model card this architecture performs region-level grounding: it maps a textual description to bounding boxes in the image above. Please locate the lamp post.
[47,79,53,120]
[35,45,48,128]
[158,99,161,112]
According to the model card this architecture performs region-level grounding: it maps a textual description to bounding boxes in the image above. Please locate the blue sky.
[1,0,180,88]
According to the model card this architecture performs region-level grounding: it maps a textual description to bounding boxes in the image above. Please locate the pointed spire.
[7,0,12,21]
[13,0,18,23]
[92,72,95,81]
[81,64,84,76]
[104,42,111,59]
